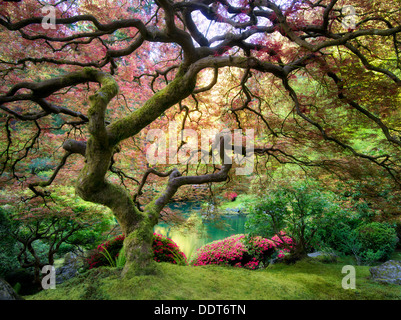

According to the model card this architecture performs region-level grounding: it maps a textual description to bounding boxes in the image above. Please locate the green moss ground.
[26,257,401,300]
[218,194,258,212]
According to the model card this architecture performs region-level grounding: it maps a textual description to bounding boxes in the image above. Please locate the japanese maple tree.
[1,0,400,273]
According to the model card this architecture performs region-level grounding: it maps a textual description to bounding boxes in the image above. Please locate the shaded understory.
[27,258,401,300]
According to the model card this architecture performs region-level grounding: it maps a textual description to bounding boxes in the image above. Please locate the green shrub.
[4,268,37,295]
[355,222,398,261]
[395,220,401,248]
[28,157,55,174]
[313,210,361,254]
[245,190,288,239]
[316,218,398,265]
[245,180,334,256]
[0,207,19,278]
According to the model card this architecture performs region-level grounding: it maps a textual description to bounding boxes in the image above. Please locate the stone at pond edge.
[55,252,85,284]
[369,260,401,285]
[307,251,338,260]
[63,252,78,265]
[0,278,24,300]
[307,251,333,258]
[224,208,243,214]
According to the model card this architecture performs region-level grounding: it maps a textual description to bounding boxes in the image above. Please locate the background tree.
[0,0,400,273]
[1,190,113,287]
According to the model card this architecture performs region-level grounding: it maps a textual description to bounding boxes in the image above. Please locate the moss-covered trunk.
[122,210,158,275]
[71,68,196,274]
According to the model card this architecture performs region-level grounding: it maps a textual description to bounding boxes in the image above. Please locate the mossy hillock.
[26,258,401,300]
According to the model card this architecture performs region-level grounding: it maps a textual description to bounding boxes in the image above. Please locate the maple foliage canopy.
[1,0,401,268]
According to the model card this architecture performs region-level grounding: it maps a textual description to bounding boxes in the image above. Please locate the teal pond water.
[153,201,247,261]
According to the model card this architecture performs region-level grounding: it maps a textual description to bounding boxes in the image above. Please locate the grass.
[26,257,401,300]
[218,194,258,212]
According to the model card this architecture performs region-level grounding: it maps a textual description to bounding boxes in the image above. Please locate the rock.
[63,252,77,264]
[370,260,401,285]
[55,252,84,284]
[308,252,322,258]
[0,278,24,300]
[56,265,78,284]
[307,251,338,262]
[4,269,37,295]
[307,251,337,258]
[224,208,242,215]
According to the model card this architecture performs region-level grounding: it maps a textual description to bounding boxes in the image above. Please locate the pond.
[153,201,248,261]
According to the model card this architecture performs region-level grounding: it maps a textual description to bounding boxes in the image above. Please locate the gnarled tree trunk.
[66,67,215,274]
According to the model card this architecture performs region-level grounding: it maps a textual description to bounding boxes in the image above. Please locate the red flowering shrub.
[192,235,248,267]
[270,231,294,259]
[87,233,187,269]
[225,192,238,201]
[192,232,294,269]
[153,233,187,265]
[87,234,125,269]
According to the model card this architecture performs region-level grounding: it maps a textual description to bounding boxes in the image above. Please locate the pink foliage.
[193,232,294,269]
